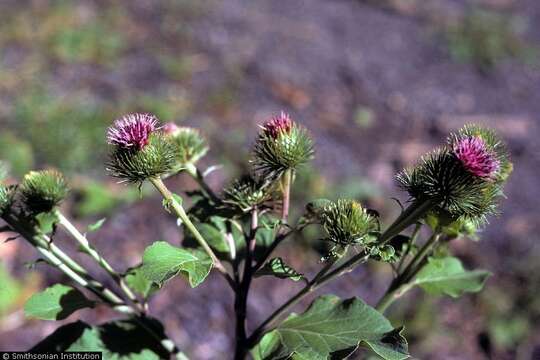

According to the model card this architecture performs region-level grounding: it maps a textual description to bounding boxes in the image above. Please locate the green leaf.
[172,193,183,206]
[252,330,286,360]
[412,256,491,298]
[141,241,212,288]
[87,218,106,232]
[24,284,94,320]
[35,211,59,235]
[183,216,245,261]
[252,295,409,360]
[192,217,230,253]
[30,317,175,359]
[255,257,305,282]
[124,265,159,299]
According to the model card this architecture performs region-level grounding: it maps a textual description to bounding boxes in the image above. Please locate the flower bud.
[222,175,271,213]
[21,170,68,213]
[252,112,314,180]
[162,122,180,136]
[0,185,15,214]
[164,124,209,166]
[319,199,377,247]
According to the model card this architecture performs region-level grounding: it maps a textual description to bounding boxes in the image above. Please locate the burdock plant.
[0,112,511,360]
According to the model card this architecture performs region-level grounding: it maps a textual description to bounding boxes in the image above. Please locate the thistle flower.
[107,113,176,183]
[21,170,68,213]
[164,124,209,166]
[448,124,511,183]
[222,175,272,213]
[319,199,377,247]
[107,133,176,184]
[107,113,158,150]
[252,112,314,180]
[452,136,499,178]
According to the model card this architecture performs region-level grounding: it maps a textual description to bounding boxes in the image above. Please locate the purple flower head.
[453,136,500,178]
[107,113,158,150]
[263,111,293,139]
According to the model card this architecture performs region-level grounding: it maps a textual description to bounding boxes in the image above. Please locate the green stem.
[375,231,441,313]
[3,213,183,357]
[185,164,221,203]
[281,170,292,223]
[150,177,233,285]
[396,222,422,273]
[2,214,135,314]
[56,211,143,311]
[378,198,436,246]
[400,232,441,284]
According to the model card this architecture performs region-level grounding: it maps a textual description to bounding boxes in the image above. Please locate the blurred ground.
[1,0,540,359]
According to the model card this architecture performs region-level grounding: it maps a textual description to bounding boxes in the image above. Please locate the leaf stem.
[375,231,441,313]
[55,211,143,311]
[396,222,422,274]
[280,170,292,223]
[378,198,436,246]
[2,214,136,315]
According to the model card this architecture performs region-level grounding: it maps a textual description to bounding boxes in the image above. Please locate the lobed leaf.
[252,295,409,360]
[412,256,491,297]
[141,241,212,288]
[24,284,94,320]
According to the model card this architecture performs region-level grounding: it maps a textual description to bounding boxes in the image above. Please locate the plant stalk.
[280,170,292,223]
[2,214,135,314]
[55,211,143,311]
[375,231,441,313]
[396,222,422,273]
[378,198,436,246]
[234,208,258,360]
